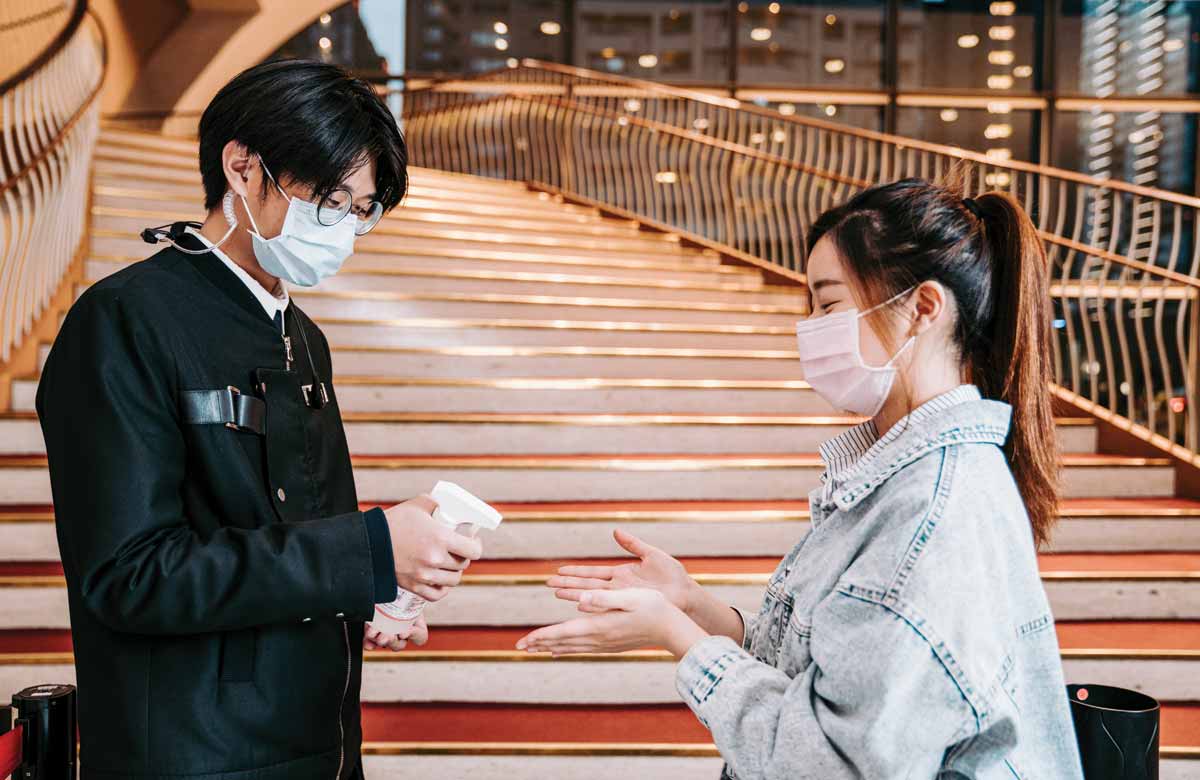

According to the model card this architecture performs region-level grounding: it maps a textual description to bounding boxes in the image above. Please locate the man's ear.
[222,140,255,199]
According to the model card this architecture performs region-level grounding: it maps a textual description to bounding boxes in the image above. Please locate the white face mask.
[241,156,358,287]
[795,286,917,417]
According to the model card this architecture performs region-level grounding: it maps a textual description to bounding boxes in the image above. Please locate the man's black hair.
[198,59,407,213]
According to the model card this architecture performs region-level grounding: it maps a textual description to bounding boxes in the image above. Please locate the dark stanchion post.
[1067,684,1159,780]
[9,684,77,779]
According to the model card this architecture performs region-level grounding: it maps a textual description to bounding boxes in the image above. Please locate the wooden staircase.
[1,127,1198,778]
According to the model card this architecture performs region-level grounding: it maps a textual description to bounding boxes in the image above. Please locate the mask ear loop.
[858,284,920,369]
[241,155,295,238]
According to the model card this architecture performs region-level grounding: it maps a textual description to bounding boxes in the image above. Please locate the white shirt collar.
[185,226,289,329]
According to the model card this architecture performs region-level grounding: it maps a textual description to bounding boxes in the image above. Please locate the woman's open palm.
[547,529,695,612]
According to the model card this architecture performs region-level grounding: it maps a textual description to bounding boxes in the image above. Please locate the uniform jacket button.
[301,617,312,623]
[277,487,286,501]
[335,612,345,619]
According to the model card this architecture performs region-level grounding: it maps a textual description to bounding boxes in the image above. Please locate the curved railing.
[0,0,104,366]
[402,59,1200,466]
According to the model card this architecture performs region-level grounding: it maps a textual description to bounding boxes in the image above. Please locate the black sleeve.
[363,507,398,603]
[311,313,398,605]
[36,289,386,634]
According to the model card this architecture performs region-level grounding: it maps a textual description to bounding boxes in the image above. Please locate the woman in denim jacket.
[519,177,1085,779]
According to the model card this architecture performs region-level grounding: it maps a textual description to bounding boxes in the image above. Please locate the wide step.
[2,553,1197,626]
[0,453,1175,505]
[5,498,1199,561]
[2,621,1198,704]
[0,413,1098,456]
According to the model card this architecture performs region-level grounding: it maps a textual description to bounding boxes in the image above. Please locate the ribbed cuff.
[362,507,398,603]
[675,635,746,720]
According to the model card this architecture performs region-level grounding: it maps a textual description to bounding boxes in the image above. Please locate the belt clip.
[223,386,252,432]
[302,382,329,409]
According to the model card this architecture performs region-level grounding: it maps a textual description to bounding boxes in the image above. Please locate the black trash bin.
[1068,684,1159,780]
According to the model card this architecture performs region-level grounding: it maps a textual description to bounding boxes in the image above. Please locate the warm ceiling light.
[692,117,710,130]
[1013,64,1033,78]
[639,53,659,68]
[494,38,509,50]
[988,50,1014,65]
[318,36,332,50]
[986,147,1012,161]
[319,13,332,24]
[768,2,781,13]
[506,57,519,68]
[825,14,837,25]
[940,108,959,122]
[985,123,1013,139]
[778,103,796,116]
[824,58,845,73]
[988,74,1014,89]
[985,171,1013,187]
[1164,38,1184,52]
[987,101,1012,113]
[749,132,766,145]
[768,41,781,53]
[957,34,980,48]
[493,21,508,34]
[989,25,1015,40]
[738,1,749,12]
[824,104,837,116]
[750,27,773,41]
[624,98,642,112]
[540,20,561,35]
[654,171,678,184]
[772,129,787,143]
[989,2,1016,15]
[601,47,616,58]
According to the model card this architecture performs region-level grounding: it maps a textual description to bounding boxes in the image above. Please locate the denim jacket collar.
[829,386,1012,511]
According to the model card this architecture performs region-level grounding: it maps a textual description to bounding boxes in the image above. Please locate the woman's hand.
[515,588,708,659]
[548,529,699,613]
[364,614,429,652]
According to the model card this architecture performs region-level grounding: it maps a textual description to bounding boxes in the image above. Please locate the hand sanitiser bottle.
[369,481,503,634]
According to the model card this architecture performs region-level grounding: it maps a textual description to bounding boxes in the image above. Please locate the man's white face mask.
[239,155,358,287]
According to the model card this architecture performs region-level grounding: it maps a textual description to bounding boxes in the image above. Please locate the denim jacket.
[675,385,1084,779]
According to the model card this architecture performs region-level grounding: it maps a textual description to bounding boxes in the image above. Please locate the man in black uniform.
[36,60,483,779]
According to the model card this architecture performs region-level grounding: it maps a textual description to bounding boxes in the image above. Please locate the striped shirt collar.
[817,384,983,507]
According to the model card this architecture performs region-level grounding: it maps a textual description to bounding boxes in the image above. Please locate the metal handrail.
[514,59,1200,209]
[0,0,104,365]
[401,59,1200,466]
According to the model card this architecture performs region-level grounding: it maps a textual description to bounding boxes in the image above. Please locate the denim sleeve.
[675,588,975,779]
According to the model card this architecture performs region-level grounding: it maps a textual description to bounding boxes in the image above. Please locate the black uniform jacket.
[35,232,397,780]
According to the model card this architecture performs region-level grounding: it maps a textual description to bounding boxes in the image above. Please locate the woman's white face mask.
[795,286,917,417]
[240,155,357,287]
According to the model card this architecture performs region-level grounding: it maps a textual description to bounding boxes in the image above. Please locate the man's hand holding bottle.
[365,493,486,651]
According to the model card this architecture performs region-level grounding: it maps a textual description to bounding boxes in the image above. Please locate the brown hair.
[805,174,1059,547]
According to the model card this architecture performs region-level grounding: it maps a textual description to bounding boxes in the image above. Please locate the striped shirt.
[816,384,982,507]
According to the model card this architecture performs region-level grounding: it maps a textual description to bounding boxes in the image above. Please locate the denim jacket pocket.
[749,579,795,667]
[779,609,814,678]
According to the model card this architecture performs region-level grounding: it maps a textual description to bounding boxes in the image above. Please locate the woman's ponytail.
[971,192,1060,547]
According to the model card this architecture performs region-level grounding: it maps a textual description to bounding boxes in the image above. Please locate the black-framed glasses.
[315,187,384,235]
[259,156,384,235]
